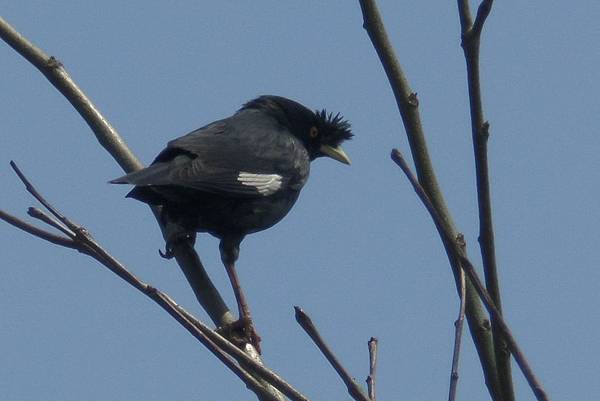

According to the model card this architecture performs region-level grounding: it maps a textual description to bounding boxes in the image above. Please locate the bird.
[110,95,352,351]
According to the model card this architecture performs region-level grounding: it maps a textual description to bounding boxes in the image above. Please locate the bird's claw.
[159,245,175,259]
[217,317,262,354]
[159,231,196,259]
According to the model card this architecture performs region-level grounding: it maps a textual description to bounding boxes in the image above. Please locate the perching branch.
[1,162,327,401]
[391,149,551,401]
[295,307,371,401]
[455,1,514,400]
[357,1,501,397]
[0,13,237,347]
[0,14,286,400]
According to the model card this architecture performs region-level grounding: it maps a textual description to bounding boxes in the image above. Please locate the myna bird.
[111,95,352,350]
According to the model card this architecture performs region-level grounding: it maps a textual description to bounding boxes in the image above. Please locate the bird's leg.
[158,208,196,259]
[219,237,261,353]
[223,260,260,346]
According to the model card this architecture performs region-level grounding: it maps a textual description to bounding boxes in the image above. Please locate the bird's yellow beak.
[319,144,351,165]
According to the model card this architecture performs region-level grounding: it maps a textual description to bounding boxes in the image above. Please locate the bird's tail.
[109,163,171,186]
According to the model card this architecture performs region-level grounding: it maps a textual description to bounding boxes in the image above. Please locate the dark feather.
[110,95,351,239]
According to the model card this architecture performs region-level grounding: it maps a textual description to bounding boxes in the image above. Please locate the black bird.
[111,95,352,349]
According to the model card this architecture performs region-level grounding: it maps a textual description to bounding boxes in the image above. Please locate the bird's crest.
[314,109,353,147]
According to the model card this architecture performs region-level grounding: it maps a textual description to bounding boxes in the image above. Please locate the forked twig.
[27,207,74,239]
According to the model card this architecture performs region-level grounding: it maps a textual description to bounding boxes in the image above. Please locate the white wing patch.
[237,172,283,196]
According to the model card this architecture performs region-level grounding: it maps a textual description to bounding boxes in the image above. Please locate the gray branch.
[356,1,501,397]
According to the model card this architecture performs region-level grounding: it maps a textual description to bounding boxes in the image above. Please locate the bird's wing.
[111,110,309,198]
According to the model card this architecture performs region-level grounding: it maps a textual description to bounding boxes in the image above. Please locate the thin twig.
[0,209,77,250]
[366,337,378,401]
[391,149,551,401]
[27,207,74,238]
[472,0,494,37]
[11,161,78,233]
[356,2,501,395]
[455,1,514,400]
[456,0,473,31]
[448,243,467,401]
[295,307,370,401]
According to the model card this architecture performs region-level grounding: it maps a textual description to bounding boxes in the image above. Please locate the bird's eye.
[309,126,319,138]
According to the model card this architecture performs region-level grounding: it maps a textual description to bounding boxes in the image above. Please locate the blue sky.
[1,2,599,400]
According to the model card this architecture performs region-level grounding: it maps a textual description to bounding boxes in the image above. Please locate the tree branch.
[0,15,279,399]
[391,149,551,401]
[357,1,501,397]
[0,16,140,173]
[0,13,236,344]
[456,0,473,32]
[455,2,514,400]
[0,209,78,250]
[2,162,321,401]
[295,307,370,401]
[472,0,494,37]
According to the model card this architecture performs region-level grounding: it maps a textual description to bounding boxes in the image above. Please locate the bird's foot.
[217,317,262,354]
[159,231,196,259]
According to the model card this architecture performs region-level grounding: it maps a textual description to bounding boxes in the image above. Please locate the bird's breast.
[187,189,301,238]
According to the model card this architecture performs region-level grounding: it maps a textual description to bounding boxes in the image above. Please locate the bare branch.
[366,337,378,401]
[457,0,493,38]
[456,0,473,32]
[146,290,286,401]
[357,0,442,205]
[174,303,308,401]
[472,0,494,37]
[27,207,74,239]
[0,209,77,250]
[295,307,370,401]
[455,1,514,399]
[355,2,501,395]
[0,17,140,172]
[10,161,77,233]
[391,149,551,401]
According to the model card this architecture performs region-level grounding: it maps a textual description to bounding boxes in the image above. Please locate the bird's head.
[242,95,353,164]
